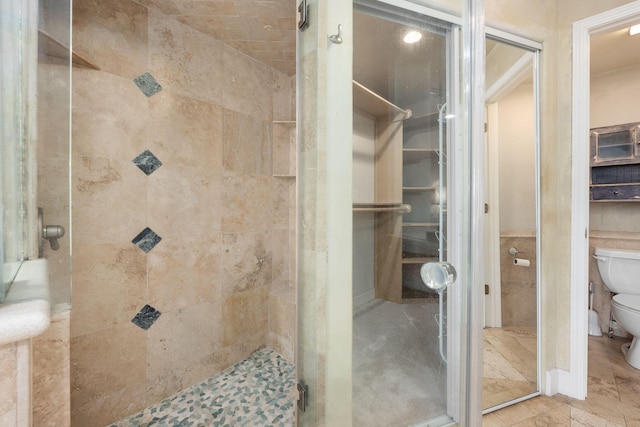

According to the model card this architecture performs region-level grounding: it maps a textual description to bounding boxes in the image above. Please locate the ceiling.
[591,27,640,76]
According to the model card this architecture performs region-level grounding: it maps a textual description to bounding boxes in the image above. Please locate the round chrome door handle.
[420,262,457,293]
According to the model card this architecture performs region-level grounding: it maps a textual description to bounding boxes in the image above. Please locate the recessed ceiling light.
[403,30,422,44]
[630,24,640,36]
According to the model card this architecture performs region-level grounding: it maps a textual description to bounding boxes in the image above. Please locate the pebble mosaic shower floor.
[108,349,296,427]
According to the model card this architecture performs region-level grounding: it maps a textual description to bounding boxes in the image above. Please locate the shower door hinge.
[297,0,309,31]
[485,284,490,295]
[297,382,309,412]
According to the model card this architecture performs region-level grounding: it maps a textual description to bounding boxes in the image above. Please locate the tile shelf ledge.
[38,29,99,70]
[0,259,50,346]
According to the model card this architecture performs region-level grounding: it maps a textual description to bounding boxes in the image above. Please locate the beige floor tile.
[483,411,509,426]
[483,335,640,427]
[490,396,565,425]
[571,406,624,427]
[511,404,571,426]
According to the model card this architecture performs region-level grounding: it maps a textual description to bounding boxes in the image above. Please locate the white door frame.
[569,0,640,400]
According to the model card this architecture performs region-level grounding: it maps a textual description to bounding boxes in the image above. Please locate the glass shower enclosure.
[296,0,484,424]
[0,0,72,308]
[351,3,454,425]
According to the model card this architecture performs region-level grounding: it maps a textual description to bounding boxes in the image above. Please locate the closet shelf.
[402,256,439,264]
[403,222,439,227]
[353,80,412,122]
[353,203,411,213]
[402,186,438,191]
[403,148,438,154]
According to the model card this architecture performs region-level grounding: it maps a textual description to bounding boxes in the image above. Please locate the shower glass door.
[297,0,484,425]
[352,3,455,425]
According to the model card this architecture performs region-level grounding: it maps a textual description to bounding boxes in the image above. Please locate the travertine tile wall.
[33,311,71,426]
[133,0,297,76]
[500,235,537,327]
[0,342,19,425]
[70,0,295,425]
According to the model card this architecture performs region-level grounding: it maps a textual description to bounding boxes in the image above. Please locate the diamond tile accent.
[131,304,161,330]
[133,72,163,97]
[132,149,163,175]
[132,227,162,253]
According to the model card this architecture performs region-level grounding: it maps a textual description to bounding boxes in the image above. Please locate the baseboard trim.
[546,368,585,400]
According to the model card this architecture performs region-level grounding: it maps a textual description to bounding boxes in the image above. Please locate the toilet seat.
[612,294,640,313]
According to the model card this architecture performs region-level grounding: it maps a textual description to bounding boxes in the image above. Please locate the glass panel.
[0,0,29,300]
[597,131,634,159]
[38,0,72,312]
[483,35,540,412]
[351,1,468,424]
[297,0,482,424]
[296,0,320,417]
[297,0,354,424]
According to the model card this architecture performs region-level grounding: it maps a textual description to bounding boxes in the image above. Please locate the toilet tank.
[594,247,640,294]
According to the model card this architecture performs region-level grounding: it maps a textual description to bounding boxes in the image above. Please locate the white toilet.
[594,247,640,370]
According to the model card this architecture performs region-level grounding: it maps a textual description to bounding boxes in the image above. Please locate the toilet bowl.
[594,248,640,370]
[611,295,640,368]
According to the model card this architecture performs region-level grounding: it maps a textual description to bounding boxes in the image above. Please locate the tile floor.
[108,349,295,427]
[483,335,640,426]
[483,327,537,409]
[106,331,640,426]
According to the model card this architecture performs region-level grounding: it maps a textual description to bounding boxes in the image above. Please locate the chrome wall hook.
[328,24,343,44]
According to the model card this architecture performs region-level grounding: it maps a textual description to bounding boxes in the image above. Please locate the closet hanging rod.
[352,203,412,213]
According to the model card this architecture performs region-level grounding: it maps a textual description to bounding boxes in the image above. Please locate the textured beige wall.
[486,0,635,378]
[497,83,536,232]
[486,0,560,377]
[70,0,295,425]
